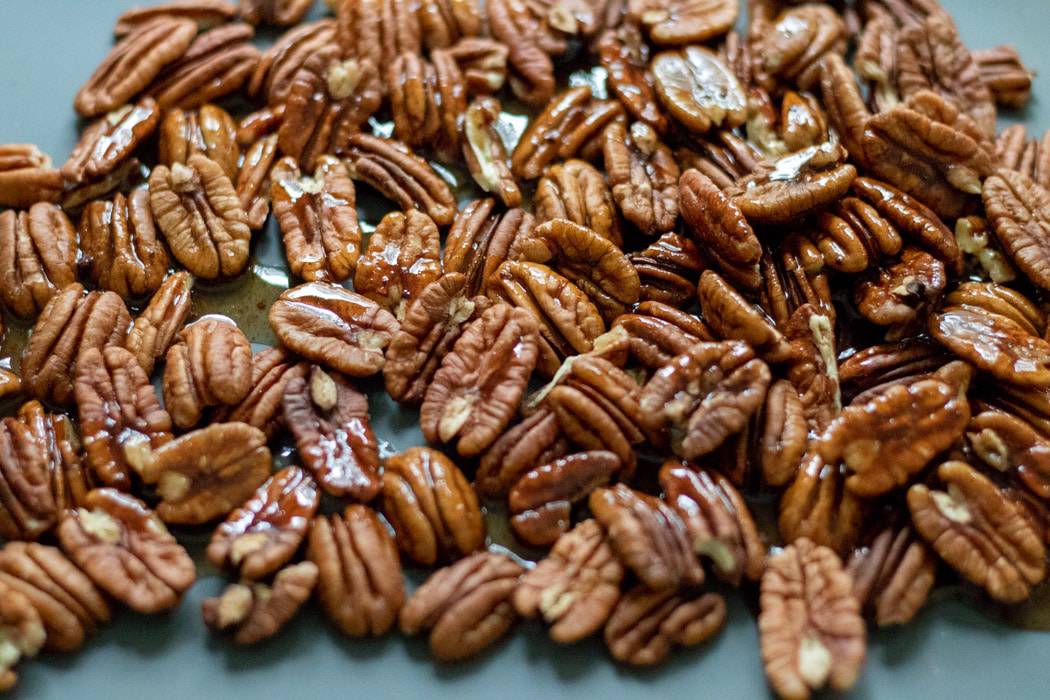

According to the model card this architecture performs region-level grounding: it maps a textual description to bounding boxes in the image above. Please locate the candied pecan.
[74,17,197,117]
[679,170,760,290]
[240,0,313,24]
[60,156,143,213]
[418,0,483,49]
[604,121,678,235]
[21,284,130,407]
[780,452,864,556]
[534,160,621,246]
[343,134,457,226]
[477,408,568,497]
[487,0,555,105]
[973,45,1033,109]
[629,0,735,46]
[62,97,160,184]
[0,368,19,402]
[249,18,337,105]
[387,52,443,150]
[421,304,538,457]
[158,104,240,181]
[0,417,55,542]
[75,347,172,491]
[336,0,420,79]
[444,200,534,295]
[207,466,319,580]
[283,367,380,500]
[946,281,1044,337]
[605,585,725,667]
[854,248,946,335]
[279,47,381,171]
[846,524,935,627]
[126,422,271,525]
[202,561,318,645]
[955,216,1017,283]
[929,306,1050,387]
[162,316,252,429]
[462,97,521,207]
[0,580,45,692]
[447,37,509,95]
[125,272,194,376]
[982,168,1050,291]
[78,190,168,299]
[0,203,78,319]
[757,379,810,488]
[149,23,261,109]
[16,401,90,515]
[509,450,620,547]
[0,542,110,653]
[597,24,667,133]
[238,100,284,142]
[759,538,866,700]
[753,4,846,92]
[308,505,405,637]
[58,489,196,614]
[510,87,623,180]
[613,301,713,370]
[271,155,361,283]
[630,233,704,307]
[640,340,771,460]
[490,260,605,376]
[269,282,400,377]
[909,461,1046,603]
[697,271,793,363]
[514,519,622,642]
[237,133,278,229]
[381,447,484,566]
[216,347,308,437]
[400,550,523,661]
[819,54,871,162]
[149,154,251,280]
[114,1,238,36]
[589,484,702,591]
[0,144,63,208]
[968,410,1050,500]
[651,46,747,134]
[355,210,442,319]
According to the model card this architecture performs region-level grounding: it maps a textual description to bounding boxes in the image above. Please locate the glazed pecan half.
[0,417,56,542]
[929,305,1050,387]
[462,97,521,207]
[0,203,78,319]
[125,271,194,376]
[604,121,679,236]
[202,561,318,645]
[354,210,442,319]
[158,103,240,181]
[679,169,761,290]
[63,97,160,185]
[148,23,261,110]
[652,46,746,134]
[534,159,621,247]
[982,168,1050,291]
[79,190,169,299]
[0,580,45,692]
[846,525,936,627]
[605,586,725,667]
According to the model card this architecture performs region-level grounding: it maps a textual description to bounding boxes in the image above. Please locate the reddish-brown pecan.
[630,233,704,308]
[418,0,483,50]
[444,200,534,295]
[236,133,278,229]
[336,0,420,81]
[973,45,1033,109]
[0,203,78,319]
[114,1,238,36]
[605,585,725,667]
[446,37,509,96]
[63,97,159,185]
[930,306,1050,387]
[945,281,1044,337]
[854,248,946,336]
[125,271,194,376]
[612,301,713,370]
[79,190,169,299]
[629,0,735,45]
[487,0,555,105]
[967,409,1050,500]
[149,23,261,110]
[271,155,361,283]
[604,121,679,236]
[779,452,864,556]
[753,4,846,92]
[652,46,747,134]
[0,144,63,209]
[249,18,337,106]
[387,52,440,149]
[982,168,1050,291]
[202,561,318,645]
[354,210,442,320]
[215,347,308,437]
[240,0,313,25]
[597,24,667,133]
[678,169,760,290]
[57,489,196,614]
[476,408,568,498]
[283,367,381,501]
[208,466,319,580]
[534,159,621,246]
[0,417,56,542]
[269,282,400,377]
[697,270,793,364]
[158,103,240,181]
[461,97,521,207]
[846,524,936,627]
[0,579,45,692]
[17,401,91,515]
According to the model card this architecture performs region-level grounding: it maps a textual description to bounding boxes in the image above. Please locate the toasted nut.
[605,586,725,667]
[202,561,318,645]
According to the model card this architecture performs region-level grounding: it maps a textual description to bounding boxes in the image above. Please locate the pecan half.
[697,271,793,363]
[114,1,237,35]
[336,0,420,79]
[846,525,936,627]
[400,551,524,662]
[462,97,521,207]
[0,417,55,542]
[388,52,441,148]
[679,169,760,290]
[57,489,196,614]
[779,452,864,556]
[158,103,240,181]
[0,580,45,692]
[652,46,747,134]
[534,159,621,247]
[630,233,704,307]
[630,0,735,46]
[753,4,846,92]
[125,271,194,376]
[0,203,78,319]
[79,190,168,299]
[597,24,667,133]
[63,97,160,185]
[476,408,568,498]
[215,347,308,437]
[605,586,725,667]
[613,301,713,370]
[445,200,534,295]
[758,380,809,487]
[249,18,337,105]
[240,0,314,25]
[202,561,318,645]
[16,401,90,515]
[381,447,485,566]
[149,23,261,110]
[487,0,555,105]
[447,37,509,96]
[968,409,1050,500]
[237,133,278,229]
[973,45,1033,109]
[983,168,1050,291]
[355,210,442,319]
[0,145,63,209]
[929,305,1050,387]
[604,121,679,236]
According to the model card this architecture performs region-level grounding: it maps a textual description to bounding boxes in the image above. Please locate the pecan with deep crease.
[79,190,168,299]
[21,284,130,407]
[342,134,457,226]
[163,316,253,429]
[380,447,485,566]
[854,248,946,336]
[476,408,568,498]
[968,409,1050,500]
[0,417,55,542]
[236,133,278,229]
[125,272,194,376]
[534,159,621,246]
[487,0,555,105]
[604,121,679,236]
[589,484,703,591]
[16,401,91,515]
[509,451,620,547]
[249,19,337,106]
[756,379,810,488]
[909,461,1047,603]
[444,200,534,295]
[202,561,318,645]
[355,210,442,320]
[74,17,197,117]
[308,505,405,637]
[283,367,380,501]
[400,550,523,662]
[779,452,864,556]
[447,37,509,96]
[0,203,78,319]
[149,23,261,110]
[652,46,746,134]
[75,347,172,491]
[208,466,319,580]
[421,304,538,457]
[0,579,45,692]
[679,169,760,290]
[149,154,251,280]
[983,168,1050,291]
[846,524,936,627]
[930,306,1050,387]
[597,24,667,133]
[613,301,713,370]
[240,0,313,25]
[388,50,466,154]
[946,281,1044,336]
[973,45,1033,109]
[158,104,240,181]
[125,422,271,525]
[605,586,725,667]
[629,0,735,46]
[697,270,793,364]
[58,488,196,614]
[335,0,420,82]
[630,233,704,308]
[759,538,866,700]
[216,347,308,437]
[752,4,846,92]
[272,155,361,283]
[269,282,400,377]
[461,97,521,207]
[63,97,160,185]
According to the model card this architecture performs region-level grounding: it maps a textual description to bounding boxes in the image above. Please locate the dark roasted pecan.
[444,200,534,295]
[271,155,361,283]
[447,37,509,95]
[202,561,317,645]
[462,97,521,207]
[652,46,747,134]
[283,367,381,501]
[0,417,55,542]
[158,103,240,181]
[604,121,679,235]
[308,505,404,637]
[0,579,45,692]
[79,190,168,299]
[355,210,442,319]
[598,24,667,132]
[487,0,555,105]
[613,301,713,370]
[983,168,1050,291]
[930,305,1050,387]
[249,18,337,105]
[114,1,238,36]
[125,271,194,376]
[534,160,621,246]
[973,45,1033,109]
[149,23,261,109]
[240,0,313,25]
[269,282,400,377]
[381,447,484,566]
[605,585,725,667]
[208,466,319,580]
[679,169,760,290]
[63,97,159,185]
[779,452,864,556]
[237,133,278,229]
[753,4,846,92]
[17,401,90,515]
[697,271,793,363]
[0,203,78,319]
[58,489,196,614]
[630,233,704,307]
[846,524,935,627]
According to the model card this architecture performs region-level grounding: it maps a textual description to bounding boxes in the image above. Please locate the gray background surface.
[1,1,1048,698]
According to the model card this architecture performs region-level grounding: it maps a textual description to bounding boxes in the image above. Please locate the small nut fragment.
[0,203,78,319]
[846,525,936,627]
[462,97,521,207]
[125,272,194,376]
[202,561,318,645]
[79,190,168,299]
[605,586,725,667]
[0,579,45,692]
[354,210,442,320]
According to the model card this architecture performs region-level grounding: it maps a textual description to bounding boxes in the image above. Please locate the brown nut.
[57,488,196,614]
[127,422,271,525]
[444,200,534,295]
[74,17,198,117]
[759,538,866,700]
[909,461,1047,603]
[605,586,725,667]
[399,550,524,662]
[629,0,736,46]
[79,190,169,299]
[513,519,623,643]
[148,24,261,110]
[974,45,1033,109]
[0,579,45,692]
[283,367,380,501]
[612,301,714,370]
[779,452,864,557]
[589,484,703,591]
[418,0,483,50]
[758,380,809,487]
[630,233,704,308]
[487,0,554,105]
[16,401,91,516]
[336,0,420,81]
[846,525,936,627]
[388,51,440,148]
[753,4,846,92]
[381,447,484,566]
[114,1,238,36]
[75,346,173,491]
[149,154,252,280]
[968,409,1050,500]
[679,169,761,290]
[355,210,442,320]
[983,168,1050,291]
[604,121,679,236]
[272,155,361,283]
[158,103,240,181]
[0,203,78,319]
[461,97,521,207]
[202,561,318,645]
[207,466,319,580]
[854,248,946,335]
[426,47,470,153]
[476,408,568,498]
[0,144,63,210]
[0,542,110,653]
[236,133,278,229]
[954,216,1017,283]
[125,272,194,376]
[249,19,337,105]
[597,24,667,133]
[995,124,1050,192]
[697,270,793,364]
[240,0,314,25]
[0,417,56,542]
[269,282,400,377]
[508,451,620,547]
[929,305,1050,387]
[308,505,405,637]
[21,284,130,407]
[215,347,308,437]
[446,37,509,96]
[535,159,621,247]
[652,46,746,134]
[62,97,160,185]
